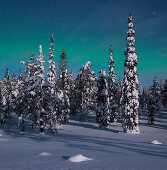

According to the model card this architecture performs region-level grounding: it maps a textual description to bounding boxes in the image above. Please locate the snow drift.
[151,140,162,145]
[38,152,53,156]
[68,154,93,163]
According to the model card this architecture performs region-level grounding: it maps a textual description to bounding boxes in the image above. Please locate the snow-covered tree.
[149,77,162,113]
[21,53,42,128]
[96,69,110,127]
[57,49,68,88]
[37,45,45,79]
[15,70,25,116]
[122,15,140,133]
[10,73,19,112]
[21,54,39,77]
[47,34,56,89]
[1,68,11,116]
[162,79,167,107]
[147,95,155,124]
[147,79,159,124]
[36,45,47,122]
[75,61,97,121]
[57,50,70,122]
[44,34,61,132]
[108,45,118,122]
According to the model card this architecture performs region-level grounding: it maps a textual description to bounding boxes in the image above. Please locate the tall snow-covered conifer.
[37,45,45,79]
[47,34,56,88]
[1,68,11,116]
[57,50,70,122]
[46,34,59,132]
[108,45,118,122]
[122,15,140,133]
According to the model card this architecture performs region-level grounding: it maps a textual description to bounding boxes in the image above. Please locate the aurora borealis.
[0,0,167,86]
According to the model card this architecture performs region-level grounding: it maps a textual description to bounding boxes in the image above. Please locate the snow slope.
[0,111,167,170]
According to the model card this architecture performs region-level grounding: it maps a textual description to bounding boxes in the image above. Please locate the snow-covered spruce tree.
[47,34,56,89]
[1,68,11,117]
[21,54,39,77]
[96,69,110,127]
[57,50,70,122]
[37,45,45,79]
[108,45,118,122]
[21,53,41,128]
[15,70,25,116]
[46,34,59,133]
[147,94,155,124]
[75,61,97,121]
[36,45,46,113]
[122,15,140,133]
[149,77,162,113]
[162,79,167,108]
[10,73,19,113]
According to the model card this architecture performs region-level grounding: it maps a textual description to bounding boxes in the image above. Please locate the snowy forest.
[0,15,167,135]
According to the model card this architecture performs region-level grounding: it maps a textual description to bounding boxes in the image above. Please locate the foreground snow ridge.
[38,152,53,156]
[69,154,93,163]
[151,140,162,145]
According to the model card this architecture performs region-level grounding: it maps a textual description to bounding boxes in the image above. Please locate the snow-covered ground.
[0,111,167,170]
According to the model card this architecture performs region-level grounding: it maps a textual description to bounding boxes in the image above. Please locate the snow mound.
[151,140,162,145]
[68,154,93,163]
[38,152,52,156]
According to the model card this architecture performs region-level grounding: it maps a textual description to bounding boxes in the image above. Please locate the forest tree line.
[0,15,167,134]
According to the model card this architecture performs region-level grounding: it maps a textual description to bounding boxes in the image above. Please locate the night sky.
[0,0,167,86]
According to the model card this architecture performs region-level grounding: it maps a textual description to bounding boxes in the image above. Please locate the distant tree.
[122,15,140,133]
[147,95,155,124]
[141,87,149,110]
[96,69,110,127]
[108,45,118,122]
[149,77,162,113]
[118,78,124,119]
